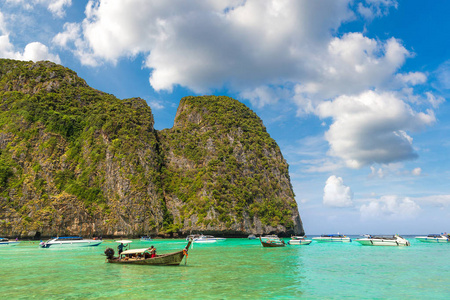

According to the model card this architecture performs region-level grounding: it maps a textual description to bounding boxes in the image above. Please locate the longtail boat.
[104,239,192,266]
[259,235,286,247]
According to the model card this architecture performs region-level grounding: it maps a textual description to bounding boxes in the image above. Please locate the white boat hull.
[0,241,20,246]
[41,240,102,248]
[289,239,312,245]
[312,237,351,243]
[355,237,410,246]
[415,237,449,243]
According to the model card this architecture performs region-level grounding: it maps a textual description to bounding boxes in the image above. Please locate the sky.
[1,0,449,235]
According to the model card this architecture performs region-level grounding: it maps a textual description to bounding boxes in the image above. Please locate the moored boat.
[105,239,192,266]
[186,234,226,243]
[312,234,351,243]
[39,236,102,248]
[140,236,152,242]
[259,235,286,247]
[355,235,410,246]
[288,236,312,245]
[415,234,450,243]
[0,237,20,246]
[248,234,256,240]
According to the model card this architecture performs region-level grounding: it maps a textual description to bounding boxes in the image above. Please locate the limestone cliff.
[0,59,304,238]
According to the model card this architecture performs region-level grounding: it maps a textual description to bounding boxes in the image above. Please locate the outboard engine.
[104,247,115,259]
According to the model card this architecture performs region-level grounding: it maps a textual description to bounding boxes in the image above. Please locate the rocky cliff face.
[0,59,304,238]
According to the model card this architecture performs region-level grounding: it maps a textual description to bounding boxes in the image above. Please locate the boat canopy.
[54,236,83,240]
[115,240,133,244]
[121,248,149,255]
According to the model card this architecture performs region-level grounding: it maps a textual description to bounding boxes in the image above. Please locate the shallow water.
[1,237,449,299]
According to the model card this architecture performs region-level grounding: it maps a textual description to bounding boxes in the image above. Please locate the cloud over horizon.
[323,175,353,207]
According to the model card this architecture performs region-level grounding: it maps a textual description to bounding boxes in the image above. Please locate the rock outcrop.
[0,59,304,238]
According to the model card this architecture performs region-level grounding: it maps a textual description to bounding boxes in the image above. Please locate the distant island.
[0,59,304,238]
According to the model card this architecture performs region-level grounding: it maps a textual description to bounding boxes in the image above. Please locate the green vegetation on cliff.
[160,96,298,230]
[0,59,303,238]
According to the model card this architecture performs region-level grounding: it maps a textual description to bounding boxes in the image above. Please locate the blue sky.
[1,0,449,234]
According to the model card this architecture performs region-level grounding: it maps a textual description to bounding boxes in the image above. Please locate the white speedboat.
[0,237,20,246]
[186,234,226,243]
[39,236,103,248]
[288,236,312,245]
[312,234,351,242]
[415,234,450,243]
[355,235,410,246]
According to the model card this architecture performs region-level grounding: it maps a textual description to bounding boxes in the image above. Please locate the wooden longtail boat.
[105,239,192,266]
[259,235,286,247]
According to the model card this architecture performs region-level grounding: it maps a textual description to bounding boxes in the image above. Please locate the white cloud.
[411,167,421,176]
[415,195,450,207]
[425,92,445,109]
[0,11,60,63]
[357,0,398,20]
[323,175,353,207]
[396,72,427,86]
[5,0,72,18]
[435,60,450,90]
[360,195,421,220]
[19,42,61,63]
[48,0,439,169]
[55,0,355,92]
[317,90,436,168]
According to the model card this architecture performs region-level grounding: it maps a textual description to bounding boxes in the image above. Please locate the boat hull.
[107,250,186,266]
[288,240,312,245]
[0,241,20,246]
[259,237,286,247]
[355,238,410,246]
[415,237,449,243]
[41,240,103,248]
[312,237,351,243]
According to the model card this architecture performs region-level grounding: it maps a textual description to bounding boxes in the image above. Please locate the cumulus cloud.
[323,175,353,207]
[49,0,437,169]
[360,195,421,219]
[55,0,354,92]
[0,12,60,63]
[316,90,436,168]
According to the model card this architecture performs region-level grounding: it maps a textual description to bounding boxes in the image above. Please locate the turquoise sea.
[1,236,449,299]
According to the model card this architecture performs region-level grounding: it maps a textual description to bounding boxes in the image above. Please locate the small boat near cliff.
[288,236,312,245]
[105,239,192,266]
[39,236,103,248]
[186,234,226,243]
[0,237,20,246]
[140,236,152,242]
[312,234,351,243]
[355,235,410,246]
[415,234,450,243]
[259,235,286,247]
